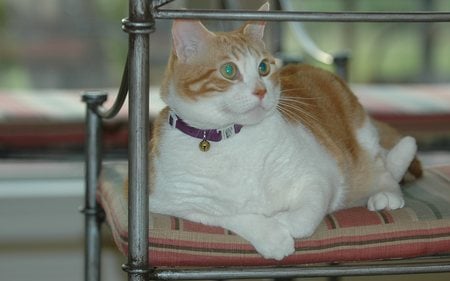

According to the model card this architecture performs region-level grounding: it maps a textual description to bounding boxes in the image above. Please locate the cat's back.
[278,64,367,166]
[279,64,365,126]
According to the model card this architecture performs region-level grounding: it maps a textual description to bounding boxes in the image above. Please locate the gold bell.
[199,139,211,152]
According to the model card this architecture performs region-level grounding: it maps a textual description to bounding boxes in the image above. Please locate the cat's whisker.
[278,95,320,108]
[278,108,314,129]
[280,95,319,101]
[278,108,318,129]
[279,95,318,101]
[278,100,313,111]
[277,106,301,124]
[276,104,317,128]
[277,100,319,123]
[279,100,316,109]
[278,98,313,108]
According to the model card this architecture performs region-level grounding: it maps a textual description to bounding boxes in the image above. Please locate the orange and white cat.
[148,3,421,260]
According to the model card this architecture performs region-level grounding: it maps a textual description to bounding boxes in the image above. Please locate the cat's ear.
[172,20,215,63]
[243,2,269,41]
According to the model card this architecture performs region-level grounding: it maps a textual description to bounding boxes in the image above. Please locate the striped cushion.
[1,84,450,150]
[98,162,450,267]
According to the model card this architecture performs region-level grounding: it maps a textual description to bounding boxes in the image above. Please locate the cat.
[147,3,422,260]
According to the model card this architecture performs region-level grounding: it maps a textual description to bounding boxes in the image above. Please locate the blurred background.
[1,1,450,281]
[1,0,450,90]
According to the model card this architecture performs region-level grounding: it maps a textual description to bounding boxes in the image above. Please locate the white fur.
[356,117,381,158]
[151,23,417,259]
[151,102,417,260]
[356,119,417,211]
[365,136,417,211]
[150,112,345,260]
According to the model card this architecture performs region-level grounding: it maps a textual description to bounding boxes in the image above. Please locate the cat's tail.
[373,120,423,181]
[385,136,419,182]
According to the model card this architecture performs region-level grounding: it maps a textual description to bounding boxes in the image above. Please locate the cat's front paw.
[252,227,295,260]
[367,191,405,211]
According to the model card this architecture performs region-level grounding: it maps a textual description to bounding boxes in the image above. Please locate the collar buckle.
[168,111,179,129]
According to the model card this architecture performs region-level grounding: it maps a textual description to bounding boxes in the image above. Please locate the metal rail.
[279,0,334,65]
[153,261,450,280]
[152,0,176,9]
[155,9,450,22]
[82,93,107,281]
[93,54,129,120]
[122,0,152,281]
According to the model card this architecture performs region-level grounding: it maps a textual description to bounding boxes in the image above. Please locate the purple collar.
[168,111,243,142]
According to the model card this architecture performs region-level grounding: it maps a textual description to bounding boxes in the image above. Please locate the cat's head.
[161,3,281,129]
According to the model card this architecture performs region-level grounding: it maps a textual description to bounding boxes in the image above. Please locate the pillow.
[98,162,450,267]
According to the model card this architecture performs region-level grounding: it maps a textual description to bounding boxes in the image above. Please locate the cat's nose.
[253,88,267,100]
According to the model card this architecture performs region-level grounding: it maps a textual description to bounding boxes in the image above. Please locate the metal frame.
[151,260,450,280]
[82,1,450,281]
[81,92,107,281]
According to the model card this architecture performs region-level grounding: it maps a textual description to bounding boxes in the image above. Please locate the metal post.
[333,52,350,81]
[82,91,108,281]
[121,0,154,280]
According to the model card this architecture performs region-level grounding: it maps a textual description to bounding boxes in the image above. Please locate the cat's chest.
[158,116,285,185]
[154,116,283,205]
[152,113,338,215]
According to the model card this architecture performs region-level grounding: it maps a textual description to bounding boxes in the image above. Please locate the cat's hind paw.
[367,191,405,211]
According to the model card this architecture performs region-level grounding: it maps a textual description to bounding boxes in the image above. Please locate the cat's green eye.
[220,62,239,80]
[258,59,271,77]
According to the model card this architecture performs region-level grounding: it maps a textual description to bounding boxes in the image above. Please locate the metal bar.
[95,54,129,120]
[333,53,350,81]
[82,92,108,281]
[152,0,176,9]
[279,0,334,65]
[152,261,450,280]
[123,0,153,280]
[155,9,450,22]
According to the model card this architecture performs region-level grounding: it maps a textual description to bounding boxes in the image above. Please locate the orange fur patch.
[277,64,422,202]
[278,64,365,167]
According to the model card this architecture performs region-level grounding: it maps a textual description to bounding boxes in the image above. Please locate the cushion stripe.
[98,162,450,266]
